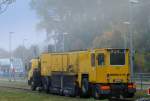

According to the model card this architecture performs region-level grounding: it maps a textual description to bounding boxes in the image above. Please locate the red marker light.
[148,88,150,95]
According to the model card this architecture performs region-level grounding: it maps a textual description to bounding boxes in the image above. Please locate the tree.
[0,48,9,58]
[0,0,15,14]
[13,45,39,65]
[30,0,130,51]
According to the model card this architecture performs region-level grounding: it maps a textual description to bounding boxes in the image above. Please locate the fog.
[0,0,45,51]
[0,0,150,72]
[31,0,150,52]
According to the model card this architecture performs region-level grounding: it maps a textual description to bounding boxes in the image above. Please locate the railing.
[133,73,150,90]
[0,72,26,82]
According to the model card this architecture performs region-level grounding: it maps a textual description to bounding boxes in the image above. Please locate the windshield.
[110,50,125,65]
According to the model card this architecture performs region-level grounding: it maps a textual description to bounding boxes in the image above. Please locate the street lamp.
[23,39,27,48]
[9,31,14,81]
[9,32,14,59]
[123,21,130,48]
[22,39,27,65]
[22,38,27,78]
[62,32,68,52]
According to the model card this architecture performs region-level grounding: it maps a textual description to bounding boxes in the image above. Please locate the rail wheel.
[123,93,134,98]
[80,78,89,98]
[43,77,49,93]
[31,81,36,91]
[93,86,100,99]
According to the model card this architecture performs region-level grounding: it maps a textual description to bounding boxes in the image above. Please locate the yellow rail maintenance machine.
[28,48,136,99]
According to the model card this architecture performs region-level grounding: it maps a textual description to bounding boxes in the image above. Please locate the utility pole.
[62,33,64,52]
[9,32,14,82]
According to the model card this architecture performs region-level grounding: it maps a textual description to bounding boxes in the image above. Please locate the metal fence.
[0,72,149,90]
[133,73,150,90]
[0,72,26,82]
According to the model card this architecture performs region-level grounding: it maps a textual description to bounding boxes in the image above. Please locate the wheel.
[80,78,89,98]
[93,87,100,100]
[31,81,36,91]
[43,83,49,93]
[123,93,135,98]
[37,87,42,92]
[59,89,63,96]
[42,77,50,93]
[43,79,49,93]
[28,78,32,85]
[70,85,78,97]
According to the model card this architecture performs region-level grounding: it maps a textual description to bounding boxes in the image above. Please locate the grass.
[0,88,149,101]
[0,80,101,101]
[135,90,150,99]
[0,80,149,101]
[0,88,102,101]
[0,79,29,89]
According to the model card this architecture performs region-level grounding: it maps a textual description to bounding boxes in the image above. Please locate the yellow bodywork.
[37,48,130,87]
[28,59,39,80]
[40,52,79,76]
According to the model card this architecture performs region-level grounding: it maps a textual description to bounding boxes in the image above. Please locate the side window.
[91,53,95,67]
[28,62,31,71]
[97,53,105,65]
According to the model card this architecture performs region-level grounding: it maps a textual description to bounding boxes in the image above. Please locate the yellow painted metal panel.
[28,59,39,80]
[30,48,131,86]
[40,54,51,76]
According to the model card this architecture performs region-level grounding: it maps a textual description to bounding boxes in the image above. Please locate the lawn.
[0,80,149,101]
[0,88,101,101]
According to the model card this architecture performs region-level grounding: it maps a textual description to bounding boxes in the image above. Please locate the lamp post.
[123,21,130,48]
[22,38,27,63]
[9,32,14,81]
[129,0,139,80]
[22,38,27,77]
[62,33,68,52]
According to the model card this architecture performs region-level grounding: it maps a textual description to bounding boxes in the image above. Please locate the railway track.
[0,85,31,92]
[0,85,136,101]
[108,98,134,101]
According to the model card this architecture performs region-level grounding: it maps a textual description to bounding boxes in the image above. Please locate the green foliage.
[30,0,150,72]
[134,52,150,72]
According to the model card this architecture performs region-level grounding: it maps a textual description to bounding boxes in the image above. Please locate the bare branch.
[0,0,15,14]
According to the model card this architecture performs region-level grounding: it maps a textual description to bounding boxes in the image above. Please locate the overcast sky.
[0,0,46,51]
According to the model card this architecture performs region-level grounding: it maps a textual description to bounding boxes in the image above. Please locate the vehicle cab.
[90,48,136,98]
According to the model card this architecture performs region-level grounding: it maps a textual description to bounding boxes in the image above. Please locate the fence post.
[140,73,143,90]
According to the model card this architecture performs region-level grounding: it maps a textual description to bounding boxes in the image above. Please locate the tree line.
[30,0,150,72]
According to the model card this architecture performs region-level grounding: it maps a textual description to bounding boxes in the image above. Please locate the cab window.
[97,54,104,65]
[91,53,95,67]
[110,50,125,65]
